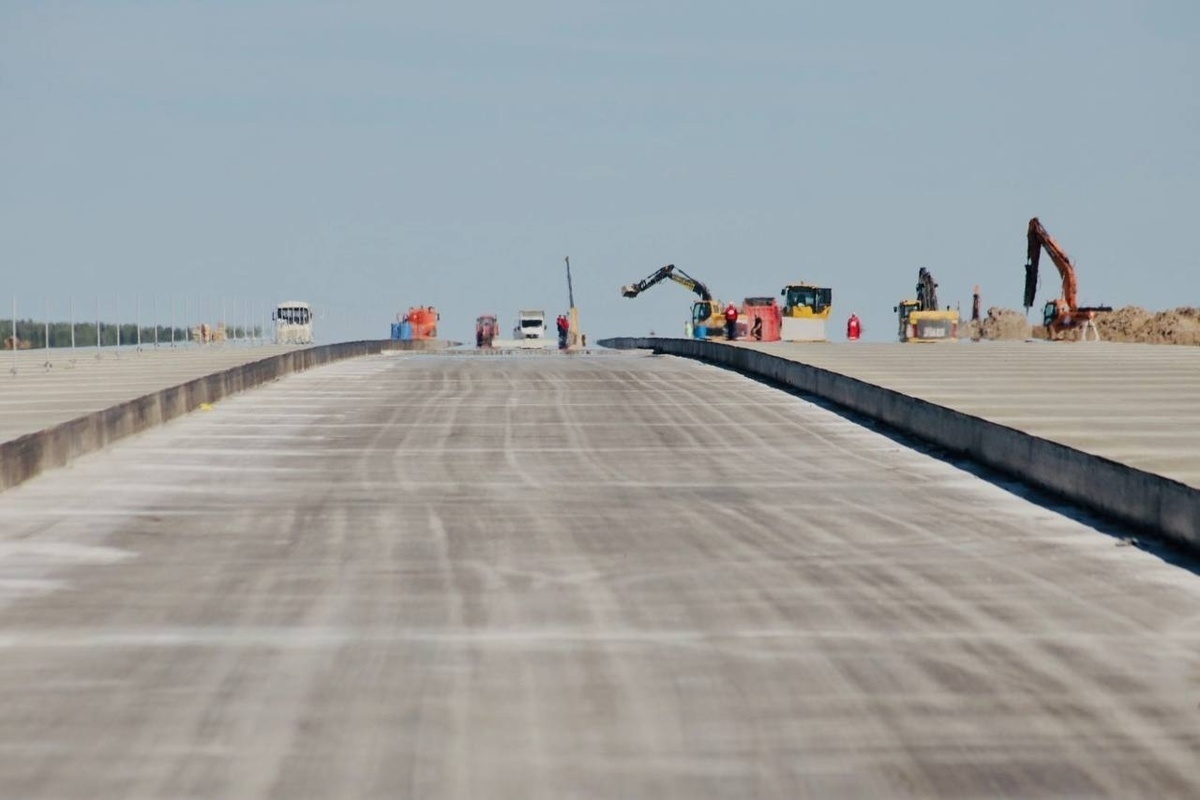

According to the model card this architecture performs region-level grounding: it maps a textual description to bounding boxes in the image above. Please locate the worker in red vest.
[847,313,862,341]
[556,314,569,349]
[724,303,739,340]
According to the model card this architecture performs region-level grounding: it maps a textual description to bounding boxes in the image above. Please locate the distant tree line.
[0,320,261,348]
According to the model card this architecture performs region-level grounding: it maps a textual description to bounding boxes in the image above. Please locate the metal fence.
[0,295,277,354]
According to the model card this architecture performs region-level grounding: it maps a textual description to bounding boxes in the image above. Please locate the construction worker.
[724,303,739,340]
[556,314,569,349]
[751,315,763,341]
[847,313,862,341]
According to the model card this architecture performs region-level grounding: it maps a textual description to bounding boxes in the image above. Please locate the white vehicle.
[273,301,314,345]
[514,310,547,340]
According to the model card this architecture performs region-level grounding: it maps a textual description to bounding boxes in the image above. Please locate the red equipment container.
[740,297,782,342]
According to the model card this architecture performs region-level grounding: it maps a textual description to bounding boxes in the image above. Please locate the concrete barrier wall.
[0,340,421,493]
[600,337,1200,551]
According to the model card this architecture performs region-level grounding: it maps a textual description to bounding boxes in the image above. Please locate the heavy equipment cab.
[894,268,958,342]
[781,284,832,318]
[777,282,833,341]
[1024,217,1112,340]
[622,263,725,336]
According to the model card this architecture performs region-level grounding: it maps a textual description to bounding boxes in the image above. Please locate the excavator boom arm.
[1025,217,1078,311]
[621,264,713,302]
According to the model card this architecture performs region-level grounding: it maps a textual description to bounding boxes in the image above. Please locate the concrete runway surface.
[0,344,306,444]
[0,352,1197,799]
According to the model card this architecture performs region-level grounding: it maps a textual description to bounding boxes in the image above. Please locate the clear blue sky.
[2,1,1197,342]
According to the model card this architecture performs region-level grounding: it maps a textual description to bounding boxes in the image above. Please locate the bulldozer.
[894,268,959,342]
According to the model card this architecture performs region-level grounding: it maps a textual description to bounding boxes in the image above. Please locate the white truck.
[514,310,547,340]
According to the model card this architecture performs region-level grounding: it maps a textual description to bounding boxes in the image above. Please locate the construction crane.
[621,264,723,335]
[1024,217,1112,340]
[564,256,584,349]
[893,268,958,342]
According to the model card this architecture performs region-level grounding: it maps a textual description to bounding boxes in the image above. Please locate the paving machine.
[894,268,959,342]
[1024,217,1112,341]
[621,264,725,338]
[779,283,833,341]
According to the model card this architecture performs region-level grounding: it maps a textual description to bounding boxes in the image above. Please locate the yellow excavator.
[621,264,725,337]
[894,268,959,342]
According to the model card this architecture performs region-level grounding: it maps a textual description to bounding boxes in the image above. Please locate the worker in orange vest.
[847,313,862,341]
[724,303,739,340]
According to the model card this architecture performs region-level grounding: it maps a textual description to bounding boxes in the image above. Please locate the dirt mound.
[970,305,1200,345]
[1094,306,1200,345]
[967,307,1031,340]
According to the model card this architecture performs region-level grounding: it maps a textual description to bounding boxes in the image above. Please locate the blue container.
[390,322,403,340]
[694,325,708,340]
[399,320,413,341]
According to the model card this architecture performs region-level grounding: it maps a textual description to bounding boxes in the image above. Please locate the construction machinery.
[1024,217,1113,340]
[741,297,782,341]
[779,282,833,341]
[621,264,724,338]
[894,268,959,342]
[391,306,439,340]
[563,257,585,349]
[475,314,498,347]
[513,310,547,340]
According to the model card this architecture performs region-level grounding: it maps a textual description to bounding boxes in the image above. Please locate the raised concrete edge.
[0,340,428,493]
[599,337,1200,552]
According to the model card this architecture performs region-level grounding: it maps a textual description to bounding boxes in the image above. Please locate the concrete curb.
[0,340,424,493]
[599,337,1200,551]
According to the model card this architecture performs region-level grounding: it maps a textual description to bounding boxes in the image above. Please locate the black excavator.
[621,264,723,331]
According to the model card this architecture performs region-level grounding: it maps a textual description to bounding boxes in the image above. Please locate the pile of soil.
[1094,306,1200,346]
[968,305,1200,345]
[966,307,1031,341]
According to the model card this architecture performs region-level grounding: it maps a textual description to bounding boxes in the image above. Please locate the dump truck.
[895,268,959,342]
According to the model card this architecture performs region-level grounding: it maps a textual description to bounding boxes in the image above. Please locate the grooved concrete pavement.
[0,345,307,444]
[734,340,1200,488]
[0,353,1197,799]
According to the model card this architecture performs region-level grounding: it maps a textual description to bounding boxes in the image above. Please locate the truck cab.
[514,310,547,340]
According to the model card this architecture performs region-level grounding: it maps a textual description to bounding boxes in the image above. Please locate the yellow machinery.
[895,268,958,342]
[780,283,833,341]
[622,264,726,338]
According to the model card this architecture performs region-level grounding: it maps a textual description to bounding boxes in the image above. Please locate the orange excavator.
[1023,217,1112,340]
